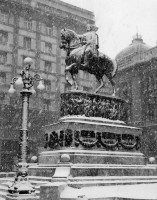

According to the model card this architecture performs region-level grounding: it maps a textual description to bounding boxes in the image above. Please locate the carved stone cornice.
[44,129,141,151]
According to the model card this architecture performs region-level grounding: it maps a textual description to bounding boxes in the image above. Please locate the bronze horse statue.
[60,28,118,94]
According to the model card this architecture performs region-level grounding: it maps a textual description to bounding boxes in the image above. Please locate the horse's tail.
[111,59,118,78]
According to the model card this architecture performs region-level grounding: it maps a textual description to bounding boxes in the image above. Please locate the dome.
[116,34,151,61]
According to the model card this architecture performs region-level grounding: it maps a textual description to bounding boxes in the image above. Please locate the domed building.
[114,33,157,157]
[116,33,151,70]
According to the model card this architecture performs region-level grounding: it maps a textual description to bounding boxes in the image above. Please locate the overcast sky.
[62,0,157,59]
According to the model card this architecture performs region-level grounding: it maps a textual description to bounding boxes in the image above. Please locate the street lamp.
[8,57,45,195]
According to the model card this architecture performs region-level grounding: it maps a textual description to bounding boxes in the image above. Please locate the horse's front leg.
[65,69,73,85]
[95,78,104,93]
[72,74,78,90]
[112,87,116,97]
[109,78,116,96]
[65,63,76,72]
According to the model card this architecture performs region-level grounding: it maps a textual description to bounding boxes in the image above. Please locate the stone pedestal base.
[6,194,37,200]
[39,150,145,165]
[29,149,157,178]
[32,92,157,199]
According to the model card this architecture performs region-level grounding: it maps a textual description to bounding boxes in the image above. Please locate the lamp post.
[8,57,45,196]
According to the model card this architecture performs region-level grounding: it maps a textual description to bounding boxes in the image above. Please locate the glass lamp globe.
[24,57,33,65]
[37,80,45,90]
[15,77,23,86]
[8,84,16,94]
[30,86,36,94]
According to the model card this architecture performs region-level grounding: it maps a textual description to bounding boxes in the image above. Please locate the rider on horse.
[60,26,117,94]
[78,24,99,67]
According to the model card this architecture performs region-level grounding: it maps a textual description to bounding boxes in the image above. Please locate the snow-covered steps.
[29,163,157,177]
[67,175,157,188]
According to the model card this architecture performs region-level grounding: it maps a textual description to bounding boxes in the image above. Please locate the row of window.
[0,11,56,37]
[24,21,55,36]
[0,30,56,55]
[142,74,157,93]
[24,38,55,54]
[118,80,157,122]
[144,103,157,121]
[0,50,55,73]
[142,74,157,121]
[37,2,69,19]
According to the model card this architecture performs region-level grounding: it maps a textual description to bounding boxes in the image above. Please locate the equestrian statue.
[60,24,118,95]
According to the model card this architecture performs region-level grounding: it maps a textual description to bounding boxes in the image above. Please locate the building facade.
[115,34,157,157]
[0,0,95,171]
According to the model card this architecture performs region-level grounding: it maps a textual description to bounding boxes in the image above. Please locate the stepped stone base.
[28,147,157,200]
[29,91,157,199]
[29,149,157,178]
[29,164,157,178]
[29,148,157,179]
[39,150,145,165]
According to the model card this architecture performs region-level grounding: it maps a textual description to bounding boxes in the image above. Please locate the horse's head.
[60,28,79,50]
[60,28,68,49]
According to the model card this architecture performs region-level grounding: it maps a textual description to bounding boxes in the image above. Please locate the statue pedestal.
[28,91,157,200]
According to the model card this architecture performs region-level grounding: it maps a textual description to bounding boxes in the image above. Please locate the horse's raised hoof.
[112,89,116,97]
[69,80,73,85]
[112,93,116,97]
